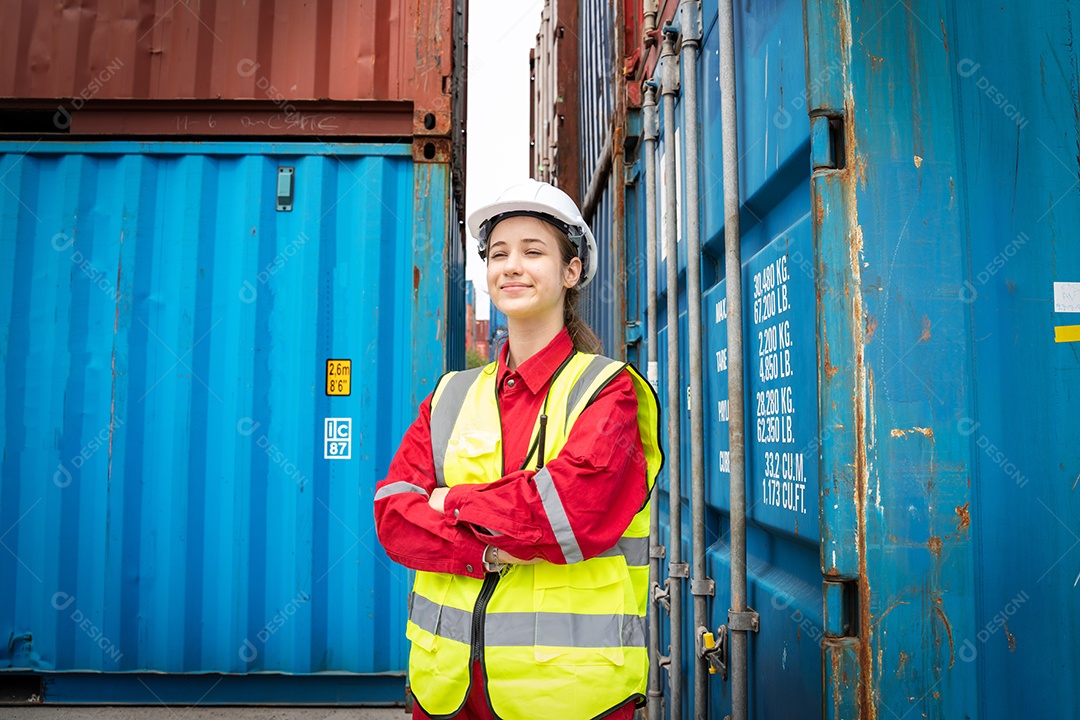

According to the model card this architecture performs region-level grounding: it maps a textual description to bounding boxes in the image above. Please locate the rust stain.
[919,315,932,342]
[896,650,910,678]
[927,536,943,555]
[890,427,934,439]
[413,265,421,293]
[815,191,825,226]
[1004,621,1017,652]
[824,336,839,380]
[932,601,955,668]
[840,11,875,706]
[866,315,878,344]
[830,644,845,720]
[870,600,909,628]
[941,19,949,52]
[913,154,923,168]
[956,502,971,533]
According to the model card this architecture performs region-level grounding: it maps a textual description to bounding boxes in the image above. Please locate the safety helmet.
[467,179,598,289]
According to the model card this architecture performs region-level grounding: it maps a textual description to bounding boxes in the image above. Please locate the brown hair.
[550,224,603,355]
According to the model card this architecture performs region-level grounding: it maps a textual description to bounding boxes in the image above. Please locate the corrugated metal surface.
[533,3,557,181]
[531,0,581,203]
[578,0,617,190]
[651,2,821,712]
[532,0,632,358]
[806,1,1079,716]
[0,140,458,701]
[556,0,1080,717]
[0,0,466,157]
[579,171,624,355]
[951,3,1080,715]
[1,0,446,104]
[579,0,631,359]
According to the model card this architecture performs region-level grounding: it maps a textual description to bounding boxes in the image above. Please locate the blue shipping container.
[0,140,462,703]
[565,0,1080,717]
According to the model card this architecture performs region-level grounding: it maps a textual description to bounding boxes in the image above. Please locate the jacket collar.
[497,327,575,394]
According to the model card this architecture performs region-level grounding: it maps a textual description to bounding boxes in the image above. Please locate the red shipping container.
[0,0,466,149]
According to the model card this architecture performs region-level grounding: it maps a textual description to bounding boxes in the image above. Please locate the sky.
[464,0,546,320]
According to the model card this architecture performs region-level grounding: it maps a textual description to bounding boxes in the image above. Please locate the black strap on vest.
[518,351,577,471]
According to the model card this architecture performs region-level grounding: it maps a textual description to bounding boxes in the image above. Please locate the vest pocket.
[531,560,629,666]
[445,430,501,486]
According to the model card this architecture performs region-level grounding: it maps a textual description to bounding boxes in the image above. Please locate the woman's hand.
[430,488,540,566]
[428,487,450,514]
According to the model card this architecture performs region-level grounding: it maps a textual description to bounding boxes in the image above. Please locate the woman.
[374,180,663,720]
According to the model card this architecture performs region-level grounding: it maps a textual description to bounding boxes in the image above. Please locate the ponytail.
[551,225,603,354]
[563,285,603,354]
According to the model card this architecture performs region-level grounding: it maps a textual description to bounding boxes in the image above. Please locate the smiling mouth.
[501,284,530,290]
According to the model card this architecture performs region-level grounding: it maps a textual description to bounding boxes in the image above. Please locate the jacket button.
[453,509,460,518]
[466,564,474,573]
[507,378,515,387]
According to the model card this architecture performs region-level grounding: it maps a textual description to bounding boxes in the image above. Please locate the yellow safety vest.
[403,351,664,720]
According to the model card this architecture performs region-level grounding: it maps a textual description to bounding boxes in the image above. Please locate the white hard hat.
[467,179,598,289]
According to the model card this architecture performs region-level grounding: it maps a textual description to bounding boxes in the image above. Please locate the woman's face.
[486,215,582,322]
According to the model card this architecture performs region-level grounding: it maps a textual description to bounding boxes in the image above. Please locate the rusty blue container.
[564,0,1080,717]
[0,140,462,703]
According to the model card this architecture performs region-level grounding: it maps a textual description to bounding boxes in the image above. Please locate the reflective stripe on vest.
[429,367,484,488]
[374,481,430,501]
[534,465,582,563]
[408,353,664,720]
[410,593,648,649]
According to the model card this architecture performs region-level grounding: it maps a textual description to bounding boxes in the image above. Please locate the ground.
[1,708,406,719]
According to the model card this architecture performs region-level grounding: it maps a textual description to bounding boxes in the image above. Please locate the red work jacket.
[374,328,648,576]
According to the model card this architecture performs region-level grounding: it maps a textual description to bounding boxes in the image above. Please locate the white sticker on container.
[1054,282,1080,313]
[324,417,352,460]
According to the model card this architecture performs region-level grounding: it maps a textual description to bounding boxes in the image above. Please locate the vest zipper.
[470,572,500,661]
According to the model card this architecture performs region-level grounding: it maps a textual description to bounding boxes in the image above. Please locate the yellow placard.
[326,359,352,395]
[1054,325,1080,343]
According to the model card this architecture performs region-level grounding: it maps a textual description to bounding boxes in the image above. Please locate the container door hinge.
[810,113,846,171]
[625,321,643,345]
[668,561,690,578]
[650,544,667,559]
[727,607,760,633]
[698,624,728,680]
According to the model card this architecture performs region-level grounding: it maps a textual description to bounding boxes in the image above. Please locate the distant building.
[465,282,491,362]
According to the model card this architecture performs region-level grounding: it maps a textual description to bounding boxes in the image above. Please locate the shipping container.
[531,0,636,358]
[539,0,1080,718]
[488,304,508,362]
[0,0,469,202]
[0,139,463,704]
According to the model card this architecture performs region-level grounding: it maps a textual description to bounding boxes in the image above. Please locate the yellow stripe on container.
[1054,325,1080,343]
